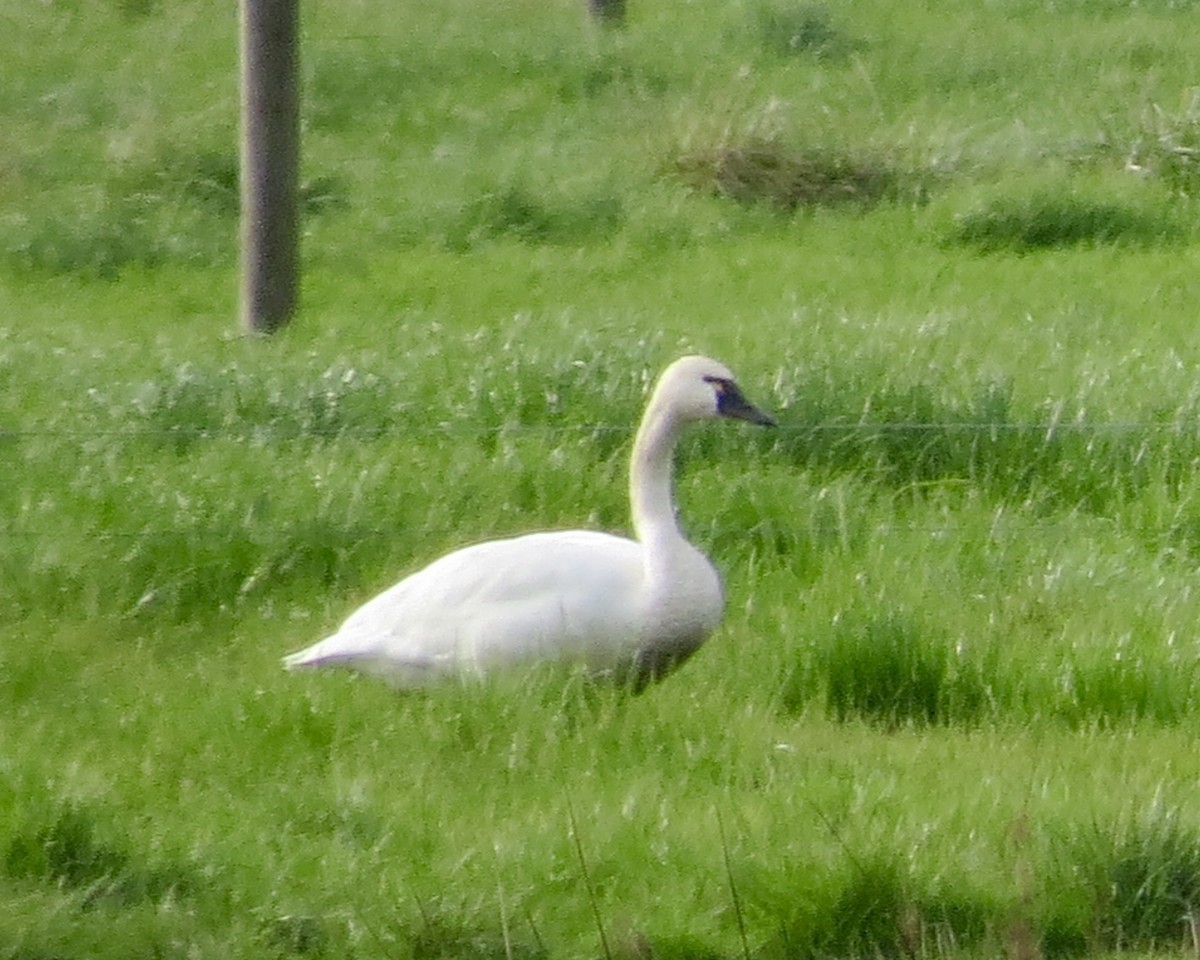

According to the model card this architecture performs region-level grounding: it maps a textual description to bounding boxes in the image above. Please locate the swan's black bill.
[712,379,776,427]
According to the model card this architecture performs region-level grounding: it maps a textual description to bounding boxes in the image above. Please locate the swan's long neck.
[629,396,687,552]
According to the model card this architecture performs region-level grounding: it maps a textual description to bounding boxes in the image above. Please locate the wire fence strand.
[4,419,1200,442]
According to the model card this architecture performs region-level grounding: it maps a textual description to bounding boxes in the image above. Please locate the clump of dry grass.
[1127,93,1200,196]
[674,137,902,210]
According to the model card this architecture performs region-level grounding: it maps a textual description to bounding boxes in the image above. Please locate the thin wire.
[5,419,1198,541]
[2,419,1199,441]
[0,515,1162,543]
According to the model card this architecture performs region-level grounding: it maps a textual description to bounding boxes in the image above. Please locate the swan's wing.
[283,531,646,685]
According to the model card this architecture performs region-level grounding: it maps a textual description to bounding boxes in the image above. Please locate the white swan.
[282,355,775,690]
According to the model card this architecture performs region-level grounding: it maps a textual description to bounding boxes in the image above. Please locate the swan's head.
[653,355,776,427]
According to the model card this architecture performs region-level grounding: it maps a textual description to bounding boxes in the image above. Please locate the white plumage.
[282,355,775,690]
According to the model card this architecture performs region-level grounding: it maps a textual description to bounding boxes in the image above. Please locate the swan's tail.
[281,635,358,671]
[281,648,319,670]
[282,635,438,687]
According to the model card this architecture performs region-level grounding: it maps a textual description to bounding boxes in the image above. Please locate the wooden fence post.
[239,0,300,334]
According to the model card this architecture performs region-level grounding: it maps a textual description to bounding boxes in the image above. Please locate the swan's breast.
[637,542,724,654]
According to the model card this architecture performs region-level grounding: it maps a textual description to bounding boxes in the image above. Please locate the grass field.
[4,0,1200,957]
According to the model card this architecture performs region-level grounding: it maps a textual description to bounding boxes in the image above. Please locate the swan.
[282,355,775,690]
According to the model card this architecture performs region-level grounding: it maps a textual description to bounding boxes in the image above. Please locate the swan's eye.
[702,375,730,396]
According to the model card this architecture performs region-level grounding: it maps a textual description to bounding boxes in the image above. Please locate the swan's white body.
[283,355,774,690]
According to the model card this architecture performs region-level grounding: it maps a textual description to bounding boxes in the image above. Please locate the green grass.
[4,0,1200,957]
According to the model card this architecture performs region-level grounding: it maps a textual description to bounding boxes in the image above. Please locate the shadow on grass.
[1045,809,1200,955]
[440,183,624,252]
[750,851,993,959]
[361,827,1200,959]
[751,2,864,61]
[10,804,1196,960]
[781,603,1198,730]
[260,914,332,958]
[780,612,991,727]
[3,147,347,280]
[1053,651,1200,728]
[944,191,1185,253]
[117,517,378,622]
[3,805,193,908]
[769,374,1200,515]
[750,819,1200,959]
[127,362,402,453]
[410,920,546,960]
